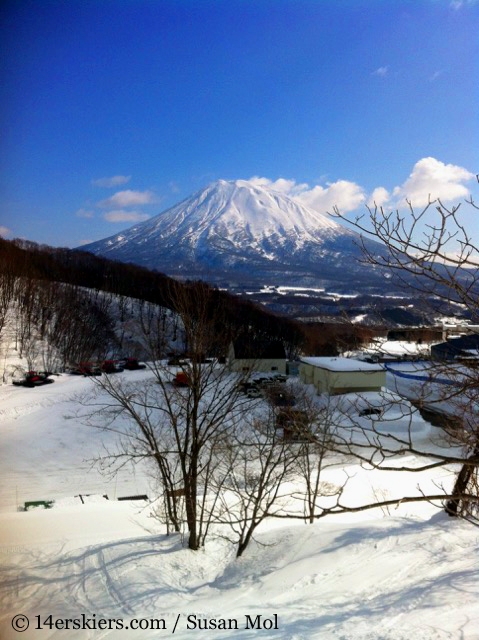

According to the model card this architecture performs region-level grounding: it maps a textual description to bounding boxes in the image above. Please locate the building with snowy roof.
[299,357,385,395]
[431,334,479,362]
[228,337,287,375]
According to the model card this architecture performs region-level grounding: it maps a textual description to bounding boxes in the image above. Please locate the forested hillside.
[0,239,306,371]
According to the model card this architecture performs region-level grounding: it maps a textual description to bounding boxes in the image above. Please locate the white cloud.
[248,176,308,196]
[103,210,150,223]
[367,187,390,208]
[98,189,156,209]
[373,66,389,77]
[75,208,95,218]
[296,180,366,213]
[248,176,365,214]
[391,157,474,207]
[92,175,131,188]
[426,250,479,267]
[0,226,11,238]
[247,156,474,219]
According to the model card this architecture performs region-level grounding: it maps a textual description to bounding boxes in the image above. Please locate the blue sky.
[1,0,478,248]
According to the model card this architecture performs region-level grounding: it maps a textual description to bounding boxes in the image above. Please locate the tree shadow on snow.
[0,533,189,618]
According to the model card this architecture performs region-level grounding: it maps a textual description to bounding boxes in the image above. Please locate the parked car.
[101,360,124,374]
[120,357,146,371]
[12,371,54,388]
[69,362,102,376]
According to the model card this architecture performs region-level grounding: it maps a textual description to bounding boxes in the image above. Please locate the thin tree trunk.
[445,446,479,517]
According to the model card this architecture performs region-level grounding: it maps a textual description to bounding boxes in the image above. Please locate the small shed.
[299,357,385,395]
[228,337,287,375]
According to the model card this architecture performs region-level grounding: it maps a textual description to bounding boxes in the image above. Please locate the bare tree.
[14,276,38,358]
[329,192,479,522]
[0,266,16,342]
[213,400,300,557]
[46,286,117,368]
[285,386,341,524]
[80,374,185,532]
[81,282,255,550]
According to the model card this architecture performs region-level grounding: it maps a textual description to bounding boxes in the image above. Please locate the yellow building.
[299,357,385,395]
[228,338,287,375]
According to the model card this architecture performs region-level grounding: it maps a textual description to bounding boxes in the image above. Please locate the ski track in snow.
[1,509,478,639]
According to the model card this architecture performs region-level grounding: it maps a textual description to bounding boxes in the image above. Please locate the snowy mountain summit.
[82,179,386,289]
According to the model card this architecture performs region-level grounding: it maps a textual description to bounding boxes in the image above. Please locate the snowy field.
[1,368,478,639]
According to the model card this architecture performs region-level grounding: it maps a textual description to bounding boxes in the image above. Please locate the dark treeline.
[301,322,379,357]
[0,238,305,355]
[0,237,173,304]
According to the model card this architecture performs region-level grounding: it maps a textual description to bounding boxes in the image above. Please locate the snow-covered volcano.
[81,179,387,289]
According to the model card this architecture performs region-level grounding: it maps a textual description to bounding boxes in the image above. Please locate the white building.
[299,357,385,395]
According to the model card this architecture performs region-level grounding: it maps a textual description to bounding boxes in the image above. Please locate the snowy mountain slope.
[81,180,388,289]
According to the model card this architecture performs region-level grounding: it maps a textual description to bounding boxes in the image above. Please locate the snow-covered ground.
[1,368,478,639]
[355,339,434,360]
[385,360,479,420]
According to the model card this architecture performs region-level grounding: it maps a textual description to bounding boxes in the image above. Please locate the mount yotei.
[81,179,390,291]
